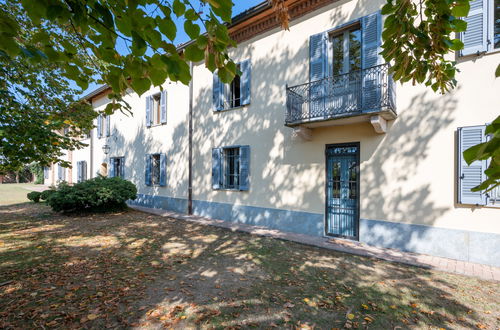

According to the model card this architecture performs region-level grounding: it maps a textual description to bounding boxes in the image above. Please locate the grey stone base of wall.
[128,194,500,267]
[359,219,500,267]
[192,200,325,237]
[128,194,188,214]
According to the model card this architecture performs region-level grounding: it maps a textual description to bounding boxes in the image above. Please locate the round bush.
[47,177,137,213]
[27,191,42,203]
[40,189,56,201]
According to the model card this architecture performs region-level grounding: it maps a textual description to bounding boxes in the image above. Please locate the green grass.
[0,183,42,205]
[0,203,499,329]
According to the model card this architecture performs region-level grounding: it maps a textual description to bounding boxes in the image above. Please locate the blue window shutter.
[309,32,327,82]
[97,115,102,138]
[213,72,224,111]
[240,59,251,105]
[145,96,152,127]
[309,32,328,114]
[77,161,81,182]
[145,154,152,186]
[109,158,115,178]
[106,115,111,137]
[361,11,382,69]
[160,90,167,124]
[79,161,83,182]
[82,161,87,181]
[239,146,250,191]
[460,0,488,56]
[362,11,383,109]
[120,158,124,179]
[159,153,167,186]
[458,125,487,205]
[212,148,222,189]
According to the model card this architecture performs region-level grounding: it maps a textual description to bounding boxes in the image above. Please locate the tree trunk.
[15,171,20,183]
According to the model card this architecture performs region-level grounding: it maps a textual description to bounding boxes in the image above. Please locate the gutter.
[188,62,193,215]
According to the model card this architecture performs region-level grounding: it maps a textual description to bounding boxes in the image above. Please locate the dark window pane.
[348,161,357,199]
[152,154,160,185]
[349,29,361,72]
[223,148,240,189]
[332,34,344,76]
[332,162,341,198]
[228,64,241,108]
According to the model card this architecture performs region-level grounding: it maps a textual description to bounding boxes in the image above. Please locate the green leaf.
[451,2,470,17]
[453,19,467,32]
[131,31,147,56]
[449,39,464,51]
[184,44,204,62]
[209,0,232,22]
[131,77,151,95]
[184,20,200,40]
[149,67,168,86]
[0,35,20,57]
[93,3,114,28]
[496,64,500,78]
[157,17,177,41]
[185,9,198,21]
[381,3,394,15]
[173,0,186,17]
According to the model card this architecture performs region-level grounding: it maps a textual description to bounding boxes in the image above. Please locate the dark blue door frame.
[325,142,360,240]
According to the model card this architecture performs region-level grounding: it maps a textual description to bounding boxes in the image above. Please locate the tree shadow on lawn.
[0,203,498,329]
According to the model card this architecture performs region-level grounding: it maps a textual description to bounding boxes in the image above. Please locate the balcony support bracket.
[292,125,313,141]
[370,115,387,134]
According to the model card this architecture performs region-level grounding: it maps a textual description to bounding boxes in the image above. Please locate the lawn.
[0,202,499,328]
[0,183,42,206]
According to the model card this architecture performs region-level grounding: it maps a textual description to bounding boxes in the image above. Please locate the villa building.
[46,0,500,267]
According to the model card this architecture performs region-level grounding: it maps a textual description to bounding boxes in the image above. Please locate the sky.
[80,0,264,96]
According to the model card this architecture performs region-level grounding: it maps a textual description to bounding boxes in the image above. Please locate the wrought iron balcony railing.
[285,63,396,126]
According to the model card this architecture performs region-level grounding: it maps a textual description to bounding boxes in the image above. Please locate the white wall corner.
[292,126,313,141]
[370,115,387,134]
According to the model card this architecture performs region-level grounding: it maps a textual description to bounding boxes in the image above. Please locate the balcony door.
[325,143,359,240]
[328,28,362,116]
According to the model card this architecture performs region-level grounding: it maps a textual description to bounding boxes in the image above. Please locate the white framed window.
[211,146,250,191]
[225,64,242,109]
[109,157,124,179]
[151,154,160,185]
[330,26,362,76]
[213,59,251,111]
[152,93,161,126]
[77,161,87,182]
[145,91,167,127]
[461,0,500,55]
[145,153,166,186]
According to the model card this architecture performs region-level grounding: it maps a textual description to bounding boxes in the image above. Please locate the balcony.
[285,63,396,133]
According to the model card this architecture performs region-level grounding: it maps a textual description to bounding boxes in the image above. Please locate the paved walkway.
[130,205,500,282]
[21,185,47,192]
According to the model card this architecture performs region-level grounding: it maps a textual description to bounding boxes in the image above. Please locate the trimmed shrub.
[27,191,42,203]
[40,189,56,201]
[47,177,137,213]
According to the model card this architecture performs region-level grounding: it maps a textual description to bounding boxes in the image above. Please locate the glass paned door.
[326,144,359,239]
[328,29,362,116]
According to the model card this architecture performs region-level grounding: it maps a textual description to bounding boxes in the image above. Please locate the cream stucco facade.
[47,0,500,266]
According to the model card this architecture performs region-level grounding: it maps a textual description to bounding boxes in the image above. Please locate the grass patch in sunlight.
[0,203,498,329]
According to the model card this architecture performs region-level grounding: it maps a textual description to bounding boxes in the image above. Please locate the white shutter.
[460,0,488,56]
[458,125,487,205]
